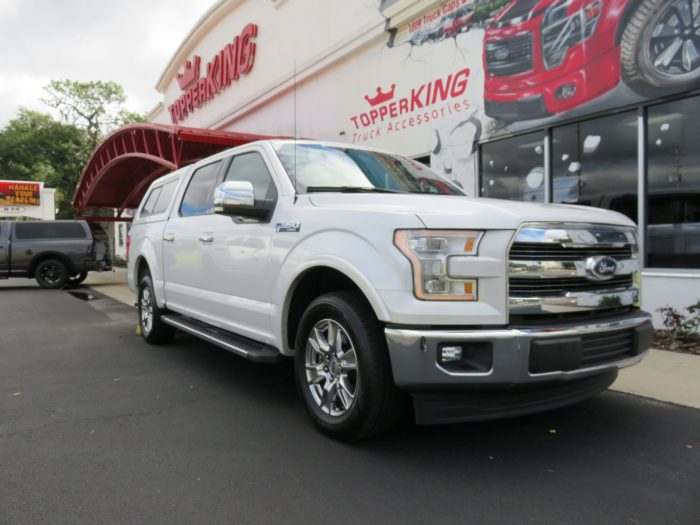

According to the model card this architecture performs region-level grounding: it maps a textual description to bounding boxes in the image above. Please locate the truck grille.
[510,275,633,297]
[508,223,639,317]
[509,242,633,261]
[485,33,534,77]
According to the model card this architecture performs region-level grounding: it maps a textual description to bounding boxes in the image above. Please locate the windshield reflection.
[274,143,464,196]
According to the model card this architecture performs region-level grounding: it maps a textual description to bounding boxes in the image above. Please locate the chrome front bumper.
[385,311,653,389]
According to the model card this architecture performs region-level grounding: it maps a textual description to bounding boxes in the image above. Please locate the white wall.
[641,272,700,328]
[153,0,489,195]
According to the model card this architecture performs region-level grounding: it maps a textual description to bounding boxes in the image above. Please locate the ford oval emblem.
[585,256,618,281]
[494,47,510,60]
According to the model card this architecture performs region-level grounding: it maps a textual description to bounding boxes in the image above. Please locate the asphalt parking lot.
[1,285,699,525]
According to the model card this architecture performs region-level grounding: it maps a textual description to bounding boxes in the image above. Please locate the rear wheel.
[294,291,404,441]
[35,259,69,289]
[138,274,175,344]
[621,0,700,97]
[67,271,88,285]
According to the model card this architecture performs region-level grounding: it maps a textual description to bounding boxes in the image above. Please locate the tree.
[0,109,89,218]
[42,80,146,148]
[0,79,146,219]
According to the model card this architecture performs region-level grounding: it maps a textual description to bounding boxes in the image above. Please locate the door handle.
[198,233,214,243]
[163,233,175,242]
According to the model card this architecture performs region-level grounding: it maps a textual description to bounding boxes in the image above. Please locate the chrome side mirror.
[214,181,255,215]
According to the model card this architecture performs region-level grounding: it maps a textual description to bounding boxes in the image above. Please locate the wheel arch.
[614,0,647,45]
[131,237,166,307]
[28,252,77,277]
[280,263,390,356]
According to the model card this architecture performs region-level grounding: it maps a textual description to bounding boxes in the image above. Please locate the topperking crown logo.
[364,84,396,106]
[177,56,202,90]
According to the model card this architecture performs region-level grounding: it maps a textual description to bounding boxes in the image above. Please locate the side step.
[161,314,282,364]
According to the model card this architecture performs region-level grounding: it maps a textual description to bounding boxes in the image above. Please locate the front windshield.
[273,143,464,196]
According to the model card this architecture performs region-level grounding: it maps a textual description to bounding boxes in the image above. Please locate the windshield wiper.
[306,186,401,194]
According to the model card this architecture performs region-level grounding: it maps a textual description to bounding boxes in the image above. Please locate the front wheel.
[138,274,175,344]
[621,0,700,97]
[35,259,69,289]
[294,291,404,441]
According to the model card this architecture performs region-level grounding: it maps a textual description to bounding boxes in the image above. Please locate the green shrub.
[112,254,127,268]
[657,301,700,342]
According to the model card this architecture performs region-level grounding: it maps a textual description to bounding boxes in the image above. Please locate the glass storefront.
[480,132,544,202]
[647,96,700,269]
[552,111,638,222]
[479,94,700,270]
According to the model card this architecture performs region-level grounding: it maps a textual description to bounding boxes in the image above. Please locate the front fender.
[273,230,409,355]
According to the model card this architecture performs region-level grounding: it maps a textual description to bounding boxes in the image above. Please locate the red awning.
[72,123,275,220]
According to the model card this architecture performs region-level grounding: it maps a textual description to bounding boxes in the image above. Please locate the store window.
[480,131,545,202]
[647,96,700,269]
[552,111,638,222]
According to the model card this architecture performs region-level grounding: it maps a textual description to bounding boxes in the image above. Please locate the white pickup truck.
[127,139,653,440]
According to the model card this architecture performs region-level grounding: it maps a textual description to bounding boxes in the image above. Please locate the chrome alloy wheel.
[39,263,64,286]
[648,0,700,77]
[304,319,358,417]
[140,286,154,334]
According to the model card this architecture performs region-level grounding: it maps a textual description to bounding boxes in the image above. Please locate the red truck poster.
[366,0,700,192]
[0,181,41,207]
[383,0,700,124]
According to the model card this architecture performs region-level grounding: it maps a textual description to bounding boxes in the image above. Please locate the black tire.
[621,0,700,97]
[67,271,88,285]
[138,274,176,344]
[34,259,70,289]
[294,291,404,441]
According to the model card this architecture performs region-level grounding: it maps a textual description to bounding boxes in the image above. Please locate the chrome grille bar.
[508,223,640,316]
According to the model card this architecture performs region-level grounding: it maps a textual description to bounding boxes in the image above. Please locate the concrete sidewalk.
[84,267,134,306]
[87,268,700,411]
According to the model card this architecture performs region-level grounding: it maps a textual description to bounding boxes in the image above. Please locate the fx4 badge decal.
[275,222,301,233]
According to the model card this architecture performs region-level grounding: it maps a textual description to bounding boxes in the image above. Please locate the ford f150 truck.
[0,220,112,288]
[127,139,652,440]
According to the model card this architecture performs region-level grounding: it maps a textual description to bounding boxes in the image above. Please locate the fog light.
[440,346,463,362]
[556,84,577,100]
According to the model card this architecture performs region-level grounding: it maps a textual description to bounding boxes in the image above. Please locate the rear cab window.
[14,222,87,240]
[138,177,180,220]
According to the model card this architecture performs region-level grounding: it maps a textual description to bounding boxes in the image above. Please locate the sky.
[0,0,216,126]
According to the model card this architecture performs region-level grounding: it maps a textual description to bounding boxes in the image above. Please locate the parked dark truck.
[0,220,112,288]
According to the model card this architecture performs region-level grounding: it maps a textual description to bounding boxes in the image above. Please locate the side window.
[180,161,223,217]
[224,152,277,202]
[139,187,162,218]
[153,180,177,215]
[14,222,87,240]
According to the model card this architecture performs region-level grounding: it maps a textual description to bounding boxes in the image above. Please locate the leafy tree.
[0,109,89,218]
[0,79,146,219]
[42,79,146,148]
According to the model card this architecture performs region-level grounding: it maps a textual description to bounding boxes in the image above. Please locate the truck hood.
[308,194,635,230]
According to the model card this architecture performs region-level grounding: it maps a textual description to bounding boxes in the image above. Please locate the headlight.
[542,0,602,69]
[394,230,483,301]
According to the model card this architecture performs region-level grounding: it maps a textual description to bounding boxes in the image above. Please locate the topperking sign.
[168,23,258,124]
